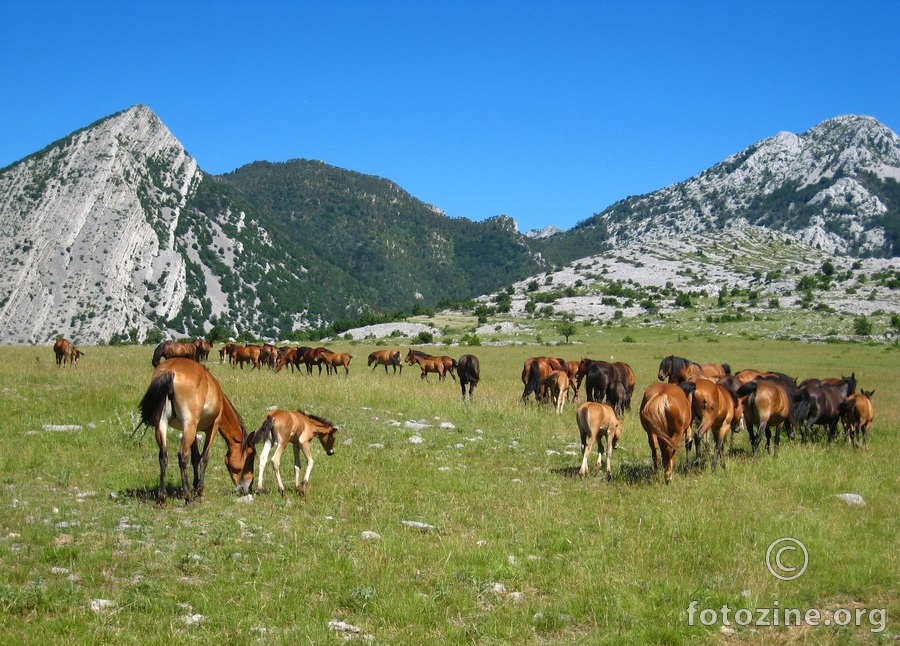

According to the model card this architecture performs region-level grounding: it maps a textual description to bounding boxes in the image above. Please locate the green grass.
[0,332,897,644]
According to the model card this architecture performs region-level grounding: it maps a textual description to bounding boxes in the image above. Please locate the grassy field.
[0,326,897,644]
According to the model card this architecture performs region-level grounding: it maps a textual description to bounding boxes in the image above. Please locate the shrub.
[853,316,873,336]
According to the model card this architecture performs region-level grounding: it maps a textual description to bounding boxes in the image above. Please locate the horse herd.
[54,335,877,504]
[521,353,876,485]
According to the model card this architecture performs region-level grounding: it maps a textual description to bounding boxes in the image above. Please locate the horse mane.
[220,392,250,449]
[295,409,336,429]
[410,349,432,359]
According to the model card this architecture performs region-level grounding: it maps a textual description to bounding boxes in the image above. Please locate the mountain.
[535,115,900,264]
[0,106,544,344]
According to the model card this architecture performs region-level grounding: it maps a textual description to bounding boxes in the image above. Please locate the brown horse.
[840,390,874,448]
[565,360,581,400]
[219,341,236,364]
[457,354,480,401]
[736,378,796,455]
[684,378,736,470]
[253,408,337,496]
[138,358,256,505]
[406,349,457,380]
[69,346,84,366]
[368,349,403,375]
[53,337,72,366]
[231,344,262,370]
[639,382,694,484]
[323,352,352,376]
[577,401,623,479]
[301,347,332,375]
[406,350,448,381]
[152,340,197,367]
[543,370,571,414]
[521,357,553,402]
[193,338,212,362]
[657,355,731,383]
[274,347,301,373]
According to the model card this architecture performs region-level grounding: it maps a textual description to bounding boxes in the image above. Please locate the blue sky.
[2,2,898,232]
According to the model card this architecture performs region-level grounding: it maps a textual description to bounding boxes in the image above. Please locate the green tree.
[556,321,577,344]
[853,315,873,336]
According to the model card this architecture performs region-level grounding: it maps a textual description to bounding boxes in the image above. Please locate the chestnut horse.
[684,378,736,470]
[253,408,337,496]
[152,340,197,367]
[368,349,403,375]
[53,337,72,366]
[521,357,553,403]
[840,390,874,448]
[231,344,262,370]
[406,350,448,381]
[138,358,256,505]
[542,370,571,414]
[657,355,731,383]
[193,338,212,362]
[736,378,796,455]
[69,346,84,366]
[577,401,623,479]
[274,347,303,373]
[406,349,457,380]
[639,382,694,484]
[323,352,352,376]
[457,354,480,401]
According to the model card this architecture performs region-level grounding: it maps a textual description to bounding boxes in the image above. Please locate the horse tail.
[794,389,811,424]
[151,342,166,367]
[253,415,276,447]
[736,381,757,399]
[522,360,543,401]
[721,363,731,376]
[139,369,175,428]
[640,393,679,450]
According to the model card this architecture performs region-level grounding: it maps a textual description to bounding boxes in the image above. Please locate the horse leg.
[579,431,596,477]
[270,440,288,497]
[299,442,314,496]
[255,438,274,493]
[190,437,202,492]
[177,428,197,504]
[155,422,169,506]
[647,434,661,473]
[603,434,614,480]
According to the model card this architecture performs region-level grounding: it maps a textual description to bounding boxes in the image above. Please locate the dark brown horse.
[53,337,72,366]
[138,358,256,505]
[795,375,856,441]
[301,347,332,375]
[193,338,212,362]
[368,349,403,375]
[639,382,694,484]
[457,354,480,401]
[657,355,731,383]
[152,340,198,367]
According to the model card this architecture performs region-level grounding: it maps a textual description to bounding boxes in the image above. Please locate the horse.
[259,343,278,369]
[657,355,731,383]
[274,347,303,373]
[253,408,337,497]
[231,344,262,370]
[323,352,352,376]
[406,350,448,381]
[639,382,694,484]
[152,340,197,367]
[840,390,874,448]
[736,377,796,455]
[577,401,624,479]
[69,346,84,366]
[565,360,581,400]
[193,338,212,363]
[219,341,236,364]
[684,378,736,470]
[542,370,571,414]
[521,357,553,402]
[368,349,403,375]
[580,359,616,404]
[53,337,72,366]
[406,349,457,380]
[794,375,856,441]
[301,347,332,375]
[611,361,636,411]
[457,354,480,401]
[138,358,256,505]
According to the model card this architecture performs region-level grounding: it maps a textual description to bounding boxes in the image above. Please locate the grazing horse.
[138,358,256,505]
[840,390,874,448]
[457,354,480,401]
[53,337,72,366]
[406,350,448,381]
[639,382,694,484]
[542,370,571,414]
[232,344,262,370]
[323,352,352,376]
[794,376,855,441]
[152,340,197,367]
[253,409,337,497]
[69,346,84,366]
[274,347,303,373]
[521,357,553,403]
[368,349,403,375]
[736,378,796,455]
[577,401,623,479]
[657,355,730,383]
[406,349,457,380]
[684,378,736,470]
